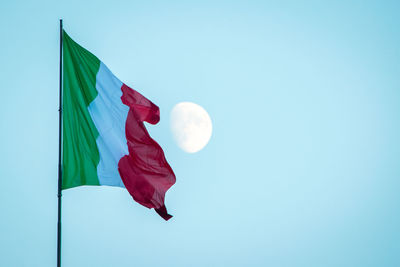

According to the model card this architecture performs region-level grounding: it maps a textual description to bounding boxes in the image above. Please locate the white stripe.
[88,62,129,187]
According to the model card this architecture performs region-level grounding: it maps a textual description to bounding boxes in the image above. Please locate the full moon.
[170,102,212,153]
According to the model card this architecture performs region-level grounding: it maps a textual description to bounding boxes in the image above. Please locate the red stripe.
[118,84,176,221]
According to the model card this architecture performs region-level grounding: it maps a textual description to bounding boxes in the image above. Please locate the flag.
[62,30,176,220]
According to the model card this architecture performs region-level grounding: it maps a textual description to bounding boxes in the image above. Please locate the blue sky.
[1,0,400,266]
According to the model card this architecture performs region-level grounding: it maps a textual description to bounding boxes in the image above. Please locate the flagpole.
[57,18,63,267]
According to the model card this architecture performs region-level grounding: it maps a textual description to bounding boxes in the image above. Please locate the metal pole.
[57,18,63,267]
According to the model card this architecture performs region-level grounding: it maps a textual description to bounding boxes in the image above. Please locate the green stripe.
[62,30,101,189]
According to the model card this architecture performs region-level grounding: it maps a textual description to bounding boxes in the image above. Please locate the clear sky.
[1,0,400,266]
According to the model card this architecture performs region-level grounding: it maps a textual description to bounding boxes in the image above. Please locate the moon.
[170,102,212,153]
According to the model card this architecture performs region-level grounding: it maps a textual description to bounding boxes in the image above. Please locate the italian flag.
[62,31,175,220]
